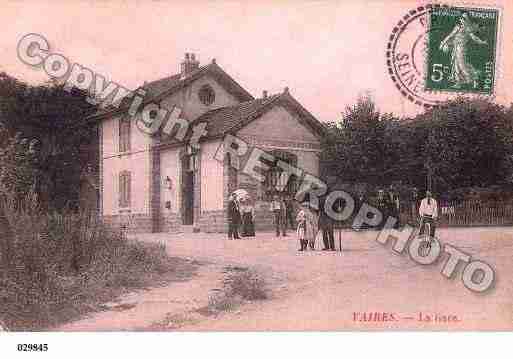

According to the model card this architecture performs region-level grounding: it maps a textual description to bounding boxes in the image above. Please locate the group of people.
[269,195,295,237]
[227,192,336,252]
[227,194,255,239]
[227,193,295,240]
[296,201,336,251]
[227,188,439,249]
[375,185,401,229]
[375,187,439,237]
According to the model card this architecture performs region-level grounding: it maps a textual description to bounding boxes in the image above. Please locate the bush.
[0,190,175,331]
[205,267,268,315]
[223,267,268,301]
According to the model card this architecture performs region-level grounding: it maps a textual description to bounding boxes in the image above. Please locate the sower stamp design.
[387,4,501,107]
[426,6,499,94]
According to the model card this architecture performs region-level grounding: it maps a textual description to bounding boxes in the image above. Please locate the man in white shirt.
[270,195,286,237]
[419,191,438,237]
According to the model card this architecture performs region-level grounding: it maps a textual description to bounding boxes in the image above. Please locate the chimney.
[262,90,268,99]
[180,52,200,77]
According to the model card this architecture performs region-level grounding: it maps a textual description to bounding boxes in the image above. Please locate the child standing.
[296,209,307,251]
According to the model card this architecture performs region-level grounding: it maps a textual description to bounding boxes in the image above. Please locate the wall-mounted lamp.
[165,176,173,190]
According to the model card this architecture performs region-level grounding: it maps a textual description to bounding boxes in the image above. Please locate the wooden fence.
[399,200,513,227]
[332,200,513,230]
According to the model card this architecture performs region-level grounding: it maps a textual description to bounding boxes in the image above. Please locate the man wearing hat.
[227,194,241,240]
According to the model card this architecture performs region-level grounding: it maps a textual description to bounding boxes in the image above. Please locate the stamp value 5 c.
[387,4,501,107]
[425,6,499,95]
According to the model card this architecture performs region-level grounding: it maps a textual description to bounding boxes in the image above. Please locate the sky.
[1,0,511,122]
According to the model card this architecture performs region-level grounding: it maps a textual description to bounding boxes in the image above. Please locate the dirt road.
[59,227,513,331]
[142,227,513,330]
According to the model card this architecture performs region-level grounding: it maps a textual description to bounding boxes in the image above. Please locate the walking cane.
[339,228,342,252]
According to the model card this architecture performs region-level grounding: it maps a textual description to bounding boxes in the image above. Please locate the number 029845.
[17,344,48,352]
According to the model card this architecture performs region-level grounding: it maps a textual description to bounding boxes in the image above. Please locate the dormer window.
[198,84,215,106]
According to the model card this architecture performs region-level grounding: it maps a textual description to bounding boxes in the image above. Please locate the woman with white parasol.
[232,189,250,202]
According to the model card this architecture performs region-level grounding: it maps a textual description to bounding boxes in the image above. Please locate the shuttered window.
[119,118,131,153]
[119,171,131,208]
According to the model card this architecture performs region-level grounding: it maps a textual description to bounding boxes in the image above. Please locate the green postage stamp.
[425,6,499,94]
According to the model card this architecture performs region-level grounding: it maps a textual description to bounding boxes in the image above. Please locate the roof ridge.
[200,94,281,117]
[188,93,282,137]
[222,94,282,134]
[223,93,280,109]
[142,64,209,89]
[85,60,254,123]
[195,94,281,120]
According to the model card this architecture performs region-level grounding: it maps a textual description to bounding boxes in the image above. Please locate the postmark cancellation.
[387,3,501,107]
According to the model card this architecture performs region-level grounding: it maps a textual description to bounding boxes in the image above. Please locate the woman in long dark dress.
[240,201,255,237]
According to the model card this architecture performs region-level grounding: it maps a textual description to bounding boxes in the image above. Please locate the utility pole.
[426,160,433,192]
[426,126,434,193]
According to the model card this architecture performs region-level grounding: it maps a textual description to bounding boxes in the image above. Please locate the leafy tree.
[0,73,98,210]
[321,93,388,184]
[0,128,40,199]
[422,98,511,193]
[321,96,513,198]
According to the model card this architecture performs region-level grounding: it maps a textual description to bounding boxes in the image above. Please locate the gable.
[84,61,253,127]
[160,74,242,122]
[236,105,320,143]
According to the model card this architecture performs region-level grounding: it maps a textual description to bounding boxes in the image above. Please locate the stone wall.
[198,210,226,233]
[103,213,153,234]
[197,207,292,234]
[160,212,182,233]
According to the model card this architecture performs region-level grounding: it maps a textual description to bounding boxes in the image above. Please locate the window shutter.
[118,171,131,207]
[119,120,124,152]
[119,172,124,207]
[119,119,131,153]
[126,171,131,207]
[126,120,131,151]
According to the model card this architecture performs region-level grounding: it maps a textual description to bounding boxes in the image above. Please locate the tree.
[321,93,388,184]
[321,96,513,198]
[0,73,98,210]
[422,98,511,193]
[0,128,40,199]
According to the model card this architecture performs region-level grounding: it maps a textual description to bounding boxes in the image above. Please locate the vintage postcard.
[1,0,513,351]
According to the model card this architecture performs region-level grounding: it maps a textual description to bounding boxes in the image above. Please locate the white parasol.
[232,189,250,201]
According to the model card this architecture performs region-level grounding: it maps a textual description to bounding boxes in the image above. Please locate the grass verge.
[0,192,194,331]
